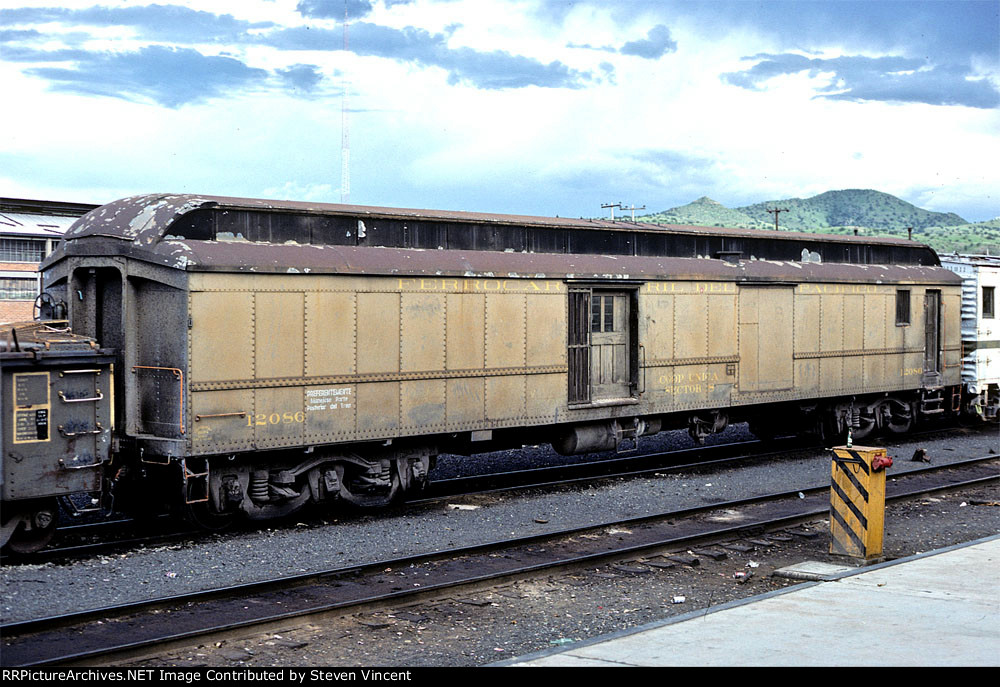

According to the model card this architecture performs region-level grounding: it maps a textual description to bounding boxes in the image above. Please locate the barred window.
[591,294,617,332]
[0,277,38,300]
[0,238,46,263]
[896,289,910,325]
[568,289,591,404]
[984,286,995,319]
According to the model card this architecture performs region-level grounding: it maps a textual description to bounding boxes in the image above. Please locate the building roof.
[0,212,78,238]
[0,198,99,240]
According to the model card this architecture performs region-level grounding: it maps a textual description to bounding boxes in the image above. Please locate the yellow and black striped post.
[829,446,890,561]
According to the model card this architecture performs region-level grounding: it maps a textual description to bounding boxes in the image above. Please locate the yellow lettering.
[247,410,309,427]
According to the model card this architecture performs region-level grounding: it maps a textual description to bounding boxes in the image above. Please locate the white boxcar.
[940,254,1000,419]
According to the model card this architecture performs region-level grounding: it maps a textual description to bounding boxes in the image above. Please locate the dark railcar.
[1,321,114,552]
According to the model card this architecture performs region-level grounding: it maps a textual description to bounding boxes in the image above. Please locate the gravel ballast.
[2,424,997,667]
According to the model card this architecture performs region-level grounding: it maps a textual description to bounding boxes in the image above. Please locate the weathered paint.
[37,195,964,463]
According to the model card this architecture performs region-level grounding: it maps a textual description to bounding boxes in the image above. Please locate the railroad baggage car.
[1,193,965,550]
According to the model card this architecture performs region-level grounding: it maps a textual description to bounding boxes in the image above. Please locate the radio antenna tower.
[340,1,350,204]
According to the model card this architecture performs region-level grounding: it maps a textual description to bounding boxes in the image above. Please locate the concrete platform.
[502,535,1000,667]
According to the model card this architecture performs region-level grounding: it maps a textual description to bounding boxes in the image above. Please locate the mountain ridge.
[634,189,996,254]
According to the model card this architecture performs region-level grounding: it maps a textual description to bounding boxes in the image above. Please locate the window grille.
[567,289,591,403]
[0,238,46,263]
[0,277,38,300]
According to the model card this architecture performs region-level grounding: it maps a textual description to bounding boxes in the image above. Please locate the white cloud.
[1,0,997,221]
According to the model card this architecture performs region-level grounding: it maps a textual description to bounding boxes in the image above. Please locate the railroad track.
[2,453,995,667]
[0,434,788,563]
[9,423,987,564]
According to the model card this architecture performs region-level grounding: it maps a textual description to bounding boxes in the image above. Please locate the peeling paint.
[126,199,169,239]
[801,248,822,263]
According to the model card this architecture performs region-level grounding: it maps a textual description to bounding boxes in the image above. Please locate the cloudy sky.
[2,0,998,221]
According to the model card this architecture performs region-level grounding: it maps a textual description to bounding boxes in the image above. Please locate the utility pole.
[622,204,646,221]
[602,202,623,220]
[766,207,789,231]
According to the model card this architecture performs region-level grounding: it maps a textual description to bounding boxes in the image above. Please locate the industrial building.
[0,198,97,323]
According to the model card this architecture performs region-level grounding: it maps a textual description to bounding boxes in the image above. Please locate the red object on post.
[872,455,893,471]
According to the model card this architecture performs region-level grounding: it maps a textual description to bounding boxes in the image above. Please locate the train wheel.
[850,407,877,440]
[1,499,58,555]
[336,461,402,508]
[883,399,914,434]
[850,422,874,441]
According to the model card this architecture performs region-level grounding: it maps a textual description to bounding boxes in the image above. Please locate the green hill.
[634,189,996,255]
[904,218,1000,255]
[640,196,767,229]
[737,189,967,232]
